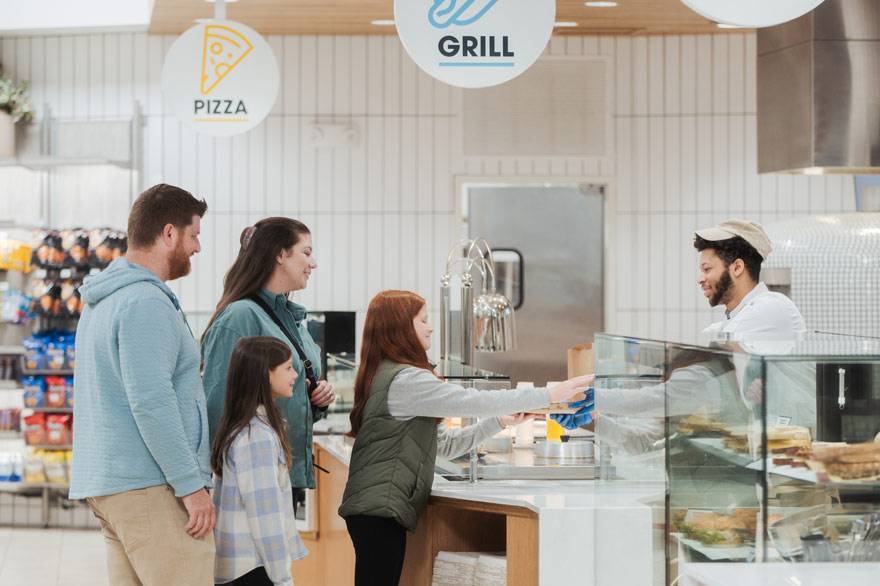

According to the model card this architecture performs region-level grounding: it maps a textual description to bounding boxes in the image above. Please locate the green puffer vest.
[338,360,439,532]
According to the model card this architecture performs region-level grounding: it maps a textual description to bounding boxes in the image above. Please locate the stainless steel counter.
[436,438,600,481]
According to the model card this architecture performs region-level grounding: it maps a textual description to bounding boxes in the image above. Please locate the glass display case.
[593,334,668,482]
[593,333,880,584]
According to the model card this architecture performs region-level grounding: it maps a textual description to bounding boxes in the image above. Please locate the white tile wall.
[0,32,856,349]
[609,34,855,343]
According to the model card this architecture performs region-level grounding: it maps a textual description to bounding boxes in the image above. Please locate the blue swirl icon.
[428,0,499,29]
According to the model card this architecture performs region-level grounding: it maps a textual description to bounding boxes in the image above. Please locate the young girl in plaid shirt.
[211,336,308,586]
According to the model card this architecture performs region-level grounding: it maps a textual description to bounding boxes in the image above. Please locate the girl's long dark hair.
[203,217,311,339]
[348,290,436,437]
[211,336,294,475]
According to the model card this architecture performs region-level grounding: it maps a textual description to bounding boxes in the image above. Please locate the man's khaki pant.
[87,484,214,586]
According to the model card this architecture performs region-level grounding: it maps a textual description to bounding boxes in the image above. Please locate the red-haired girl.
[338,290,592,585]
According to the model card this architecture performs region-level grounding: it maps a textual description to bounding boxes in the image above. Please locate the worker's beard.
[709,270,733,308]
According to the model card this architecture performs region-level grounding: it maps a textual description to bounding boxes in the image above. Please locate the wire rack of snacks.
[0,227,125,528]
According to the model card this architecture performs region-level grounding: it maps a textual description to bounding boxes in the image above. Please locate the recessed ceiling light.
[555,21,579,27]
[584,1,618,7]
[371,19,396,26]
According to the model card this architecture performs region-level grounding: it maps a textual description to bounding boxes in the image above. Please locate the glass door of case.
[663,343,765,580]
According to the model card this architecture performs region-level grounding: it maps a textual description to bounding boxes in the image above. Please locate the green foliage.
[0,68,34,123]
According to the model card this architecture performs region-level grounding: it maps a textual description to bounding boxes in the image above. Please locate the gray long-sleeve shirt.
[386,367,551,459]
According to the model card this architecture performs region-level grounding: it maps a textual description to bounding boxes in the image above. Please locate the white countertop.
[682,563,880,586]
[314,434,662,585]
[313,435,662,514]
[313,434,353,465]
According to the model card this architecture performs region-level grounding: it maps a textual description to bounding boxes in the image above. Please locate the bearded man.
[694,219,805,341]
[552,219,806,431]
[70,183,215,585]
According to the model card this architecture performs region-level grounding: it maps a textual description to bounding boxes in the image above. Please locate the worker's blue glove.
[549,388,595,430]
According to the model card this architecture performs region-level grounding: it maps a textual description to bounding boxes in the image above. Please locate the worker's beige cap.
[695,219,772,259]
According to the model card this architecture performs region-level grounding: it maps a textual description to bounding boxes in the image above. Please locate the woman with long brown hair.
[338,290,593,586]
[211,336,308,586]
[202,217,334,512]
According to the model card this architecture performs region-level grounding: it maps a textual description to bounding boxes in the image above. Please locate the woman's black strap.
[248,294,318,390]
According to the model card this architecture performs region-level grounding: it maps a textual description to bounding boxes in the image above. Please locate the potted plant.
[0,68,34,158]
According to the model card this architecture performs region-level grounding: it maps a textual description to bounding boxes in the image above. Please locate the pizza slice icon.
[200,25,254,95]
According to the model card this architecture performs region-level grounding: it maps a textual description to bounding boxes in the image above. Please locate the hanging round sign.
[161,19,279,137]
[394,0,556,89]
[681,0,827,28]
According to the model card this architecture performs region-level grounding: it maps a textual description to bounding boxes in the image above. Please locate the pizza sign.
[161,20,279,137]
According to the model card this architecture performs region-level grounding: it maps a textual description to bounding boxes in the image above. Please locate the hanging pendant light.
[681,0,827,28]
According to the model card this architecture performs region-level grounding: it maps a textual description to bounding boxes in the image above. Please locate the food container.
[533,437,595,461]
[482,436,513,453]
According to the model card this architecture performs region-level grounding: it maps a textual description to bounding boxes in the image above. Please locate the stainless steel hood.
[757,0,880,174]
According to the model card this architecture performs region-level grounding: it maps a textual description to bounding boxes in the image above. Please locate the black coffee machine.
[306,311,357,375]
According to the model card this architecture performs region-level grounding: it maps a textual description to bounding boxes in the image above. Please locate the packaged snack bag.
[44,451,67,484]
[65,341,76,370]
[23,413,46,445]
[90,234,114,270]
[64,377,74,408]
[22,376,46,408]
[64,288,82,318]
[46,415,71,446]
[46,338,66,371]
[65,232,90,270]
[34,284,63,317]
[45,377,66,408]
[23,336,46,370]
[32,232,64,269]
[23,455,46,484]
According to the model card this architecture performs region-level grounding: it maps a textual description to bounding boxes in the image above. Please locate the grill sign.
[161,20,279,137]
[394,0,556,89]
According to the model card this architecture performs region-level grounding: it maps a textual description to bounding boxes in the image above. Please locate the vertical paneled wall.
[0,32,855,349]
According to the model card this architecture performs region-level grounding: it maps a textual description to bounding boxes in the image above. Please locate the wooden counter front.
[292,445,355,585]
[401,497,539,586]
[295,444,540,586]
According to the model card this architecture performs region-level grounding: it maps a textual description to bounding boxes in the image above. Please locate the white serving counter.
[681,562,880,585]
[313,435,664,586]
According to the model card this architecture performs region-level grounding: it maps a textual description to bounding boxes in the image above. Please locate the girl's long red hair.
[348,290,434,437]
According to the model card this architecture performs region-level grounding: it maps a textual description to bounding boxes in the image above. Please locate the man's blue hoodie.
[69,258,211,500]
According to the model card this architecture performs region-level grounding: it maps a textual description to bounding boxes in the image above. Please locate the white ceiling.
[0,0,154,35]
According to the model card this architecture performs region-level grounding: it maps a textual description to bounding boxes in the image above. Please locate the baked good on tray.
[808,442,880,481]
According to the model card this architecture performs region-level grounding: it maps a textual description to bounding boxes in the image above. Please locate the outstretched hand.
[497,413,535,428]
[550,391,595,430]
